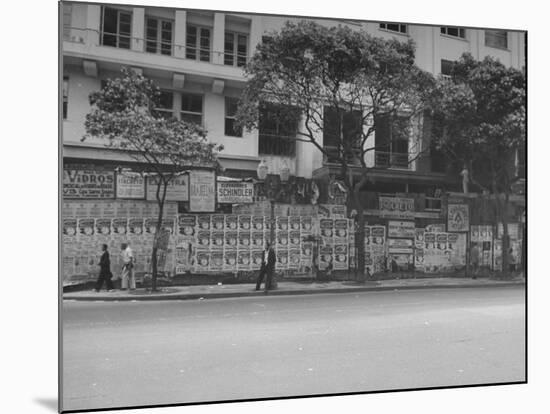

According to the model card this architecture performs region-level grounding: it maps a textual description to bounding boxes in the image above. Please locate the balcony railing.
[62,26,251,67]
[374,151,410,169]
[323,145,362,165]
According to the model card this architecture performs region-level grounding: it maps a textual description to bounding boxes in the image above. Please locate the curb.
[63,281,524,302]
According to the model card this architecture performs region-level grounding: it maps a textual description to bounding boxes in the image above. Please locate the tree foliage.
[429,53,526,192]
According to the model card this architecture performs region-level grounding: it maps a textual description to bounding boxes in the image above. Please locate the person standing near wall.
[94,244,113,292]
[470,243,480,279]
[120,242,135,290]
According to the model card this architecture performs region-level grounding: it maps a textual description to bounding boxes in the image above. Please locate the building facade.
[62,2,525,281]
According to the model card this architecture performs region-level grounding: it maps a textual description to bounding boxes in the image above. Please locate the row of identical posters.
[415,230,466,273]
[364,225,387,274]
[318,218,352,271]
[62,217,176,283]
[174,214,316,273]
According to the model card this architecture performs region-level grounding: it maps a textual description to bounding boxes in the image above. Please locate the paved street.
[62,286,525,412]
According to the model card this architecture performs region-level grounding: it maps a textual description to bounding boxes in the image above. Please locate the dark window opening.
[485,30,508,49]
[101,7,132,49]
[323,106,363,164]
[225,97,243,137]
[379,23,407,34]
[153,91,174,119]
[374,114,410,168]
[186,26,211,62]
[440,26,466,39]
[441,59,454,77]
[146,17,173,55]
[63,77,69,119]
[258,103,298,156]
[181,93,203,125]
[224,32,248,67]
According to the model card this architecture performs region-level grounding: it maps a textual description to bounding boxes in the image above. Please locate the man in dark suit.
[255,242,276,291]
[95,244,114,292]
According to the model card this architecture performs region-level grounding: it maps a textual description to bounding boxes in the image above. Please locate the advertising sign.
[116,172,145,199]
[63,218,78,236]
[276,250,288,270]
[277,216,289,231]
[388,220,416,239]
[320,218,334,239]
[388,238,414,253]
[211,231,224,249]
[237,251,251,270]
[211,215,225,231]
[225,231,238,249]
[225,215,238,231]
[252,231,265,249]
[195,251,210,272]
[289,231,301,248]
[301,242,313,267]
[289,216,301,231]
[238,232,251,248]
[223,250,237,271]
[63,168,115,199]
[189,170,216,212]
[379,197,414,219]
[197,230,211,248]
[146,174,189,201]
[447,204,470,232]
[288,250,301,269]
[78,218,95,236]
[301,216,313,233]
[144,218,157,235]
[209,251,223,271]
[251,250,264,268]
[334,219,349,242]
[319,245,333,270]
[276,230,289,248]
[128,218,144,235]
[238,215,252,231]
[178,215,197,237]
[252,216,264,231]
[217,181,254,204]
[333,245,348,270]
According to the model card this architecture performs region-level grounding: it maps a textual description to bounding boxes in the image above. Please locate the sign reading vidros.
[63,169,115,199]
[217,182,254,204]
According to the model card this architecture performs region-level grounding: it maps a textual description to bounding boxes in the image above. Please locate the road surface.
[62,286,525,411]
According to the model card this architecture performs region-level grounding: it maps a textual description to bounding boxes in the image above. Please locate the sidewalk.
[63,276,525,302]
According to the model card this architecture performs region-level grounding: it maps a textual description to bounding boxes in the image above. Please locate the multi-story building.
[62,2,525,277]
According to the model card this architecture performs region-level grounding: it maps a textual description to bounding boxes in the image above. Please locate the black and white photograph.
[9,0,550,413]
[57,0,529,412]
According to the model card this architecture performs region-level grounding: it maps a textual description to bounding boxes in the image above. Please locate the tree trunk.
[151,180,168,292]
[500,191,511,279]
[349,175,369,281]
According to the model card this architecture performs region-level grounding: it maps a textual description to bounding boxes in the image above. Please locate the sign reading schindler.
[217,182,254,204]
[189,170,216,212]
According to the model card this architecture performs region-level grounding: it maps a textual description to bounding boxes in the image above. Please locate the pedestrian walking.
[255,242,276,291]
[94,244,113,292]
[470,243,480,279]
[120,242,136,290]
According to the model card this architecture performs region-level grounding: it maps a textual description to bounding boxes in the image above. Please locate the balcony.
[62,26,250,81]
[323,145,362,166]
[374,151,410,169]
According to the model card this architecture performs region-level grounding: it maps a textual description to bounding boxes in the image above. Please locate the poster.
[189,170,216,212]
[223,249,237,271]
[237,251,251,270]
[415,228,425,248]
[146,174,189,201]
[289,250,301,269]
[128,218,144,236]
[301,242,313,267]
[251,250,264,268]
[161,218,175,234]
[252,216,264,231]
[209,251,224,272]
[144,218,157,235]
[225,214,238,231]
[388,238,414,254]
[252,231,265,249]
[301,216,313,233]
[197,230,211,248]
[63,218,78,236]
[195,251,210,272]
[238,215,252,231]
[289,216,301,231]
[364,225,386,274]
[447,204,470,232]
[211,215,224,231]
[426,223,446,233]
[319,245,333,271]
[211,231,225,249]
[333,245,348,270]
[178,214,197,237]
[331,204,347,218]
[388,220,416,239]
[379,196,414,219]
[276,250,288,270]
[116,171,145,199]
[63,168,115,199]
[320,218,334,240]
[217,181,254,204]
[277,216,289,231]
[289,230,301,249]
[276,230,289,248]
[334,219,348,243]
[78,218,95,236]
[225,231,238,249]
[238,231,251,248]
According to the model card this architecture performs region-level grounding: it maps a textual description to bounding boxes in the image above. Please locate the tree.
[236,21,434,276]
[428,53,526,276]
[84,67,222,290]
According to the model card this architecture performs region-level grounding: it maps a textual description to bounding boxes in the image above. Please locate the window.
[63,77,69,120]
[153,91,174,119]
[379,23,407,34]
[441,59,454,77]
[323,107,363,164]
[186,25,211,62]
[181,93,203,125]
[440,26,466,39]
[146,17,173,55]
[62,3,72,40]
[374,114,410,168]
[485,30,508,49]
[224,32,248,67]
[101,7,132,49]
[225,97,242,137]
[258,103,298,156]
